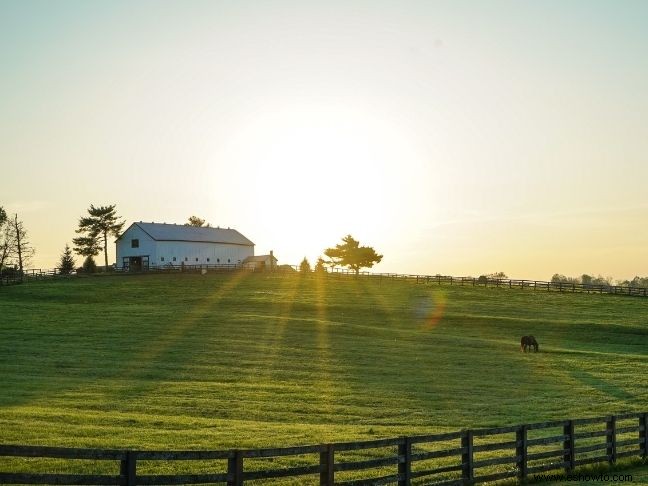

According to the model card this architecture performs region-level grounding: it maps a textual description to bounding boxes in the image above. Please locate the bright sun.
[209,103,430,263]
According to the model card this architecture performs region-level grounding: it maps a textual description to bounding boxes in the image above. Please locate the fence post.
[398,437,412,486]
[228,450,243,486]
[606,415,617,464]
[640,413,648,458]
[320,444,334,486]
[120,451,136,486]
[461,430,474,484]
[563,420,575,473]
[516,424,527,480]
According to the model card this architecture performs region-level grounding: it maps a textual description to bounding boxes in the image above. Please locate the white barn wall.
[155,241,253,266]
[115,226,158,268]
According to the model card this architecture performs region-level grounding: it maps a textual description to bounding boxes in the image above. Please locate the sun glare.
[211,103,430,262]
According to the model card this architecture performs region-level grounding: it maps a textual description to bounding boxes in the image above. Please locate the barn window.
[131,239,139,248]
[217,258,220,263]
[195,258,199,262]
[207,258,210,262]
[185,257,188,261]
[228,258,230,263]
[161,257,165,262]
[173,257,176,262]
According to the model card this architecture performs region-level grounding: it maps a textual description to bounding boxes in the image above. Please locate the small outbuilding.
[243,252,278,272]
[116,222,255,271]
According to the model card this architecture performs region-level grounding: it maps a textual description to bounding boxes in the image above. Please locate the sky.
[1,0,647,280]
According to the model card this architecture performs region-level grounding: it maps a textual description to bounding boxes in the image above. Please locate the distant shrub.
[81,256,97,274]
[314,257,327,274]
[299,257,311,273]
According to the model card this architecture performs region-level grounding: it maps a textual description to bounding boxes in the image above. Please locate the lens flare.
[415,291,447,330]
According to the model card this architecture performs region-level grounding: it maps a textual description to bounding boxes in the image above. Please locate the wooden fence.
[4,264,648,298]
[1,412,645,485]
[311,270,648,298]
[0,268,68,286]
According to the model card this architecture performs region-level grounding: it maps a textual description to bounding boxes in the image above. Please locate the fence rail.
[1,412,645,485]
[317,269,648,297]
[4,263,648,298]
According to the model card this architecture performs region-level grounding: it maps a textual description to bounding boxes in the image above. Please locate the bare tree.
[9,214,35,273]
[0,221,15,275]
[0,208,15,276]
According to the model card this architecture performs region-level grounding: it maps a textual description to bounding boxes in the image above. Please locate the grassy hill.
[0,272,646,483]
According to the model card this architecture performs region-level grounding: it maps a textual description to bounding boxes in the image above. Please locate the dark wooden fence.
[4,264,648,298]
[314,270,648,298]
[0,268,69,286]
[1,412,645,485]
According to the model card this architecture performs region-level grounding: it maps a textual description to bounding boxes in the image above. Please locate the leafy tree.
[590,275,612,286]
[82,255,97,274]
[487,271,508,279]
[551,273,567,283]
[629,276,648,287]
[9,213,34,273]
[550,273,579,284]
[314,257,326,273]
[59,244,76,275]
[299,257,311,273]
[73,204,124,270]
[186,216,211,227]
[324,235,383,275]
[478,271,508,283]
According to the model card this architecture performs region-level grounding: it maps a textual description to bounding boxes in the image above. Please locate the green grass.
[0,272,646,482]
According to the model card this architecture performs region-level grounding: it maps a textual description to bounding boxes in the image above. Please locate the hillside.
[0,272,646,452]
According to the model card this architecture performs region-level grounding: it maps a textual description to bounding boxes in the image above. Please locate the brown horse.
[520,335,539,352]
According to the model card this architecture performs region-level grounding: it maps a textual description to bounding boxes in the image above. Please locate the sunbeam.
[313,272,335,415]
[116,271,251,383]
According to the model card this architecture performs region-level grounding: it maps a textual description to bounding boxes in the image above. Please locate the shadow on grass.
[566,368,636,402]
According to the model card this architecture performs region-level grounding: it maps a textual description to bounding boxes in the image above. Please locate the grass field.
[0,272,646,482]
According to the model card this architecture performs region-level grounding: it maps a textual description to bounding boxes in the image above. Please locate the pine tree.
[299,257,311,273]
[73,204,124,270]
[59,244,76,275]
[314,257,326,274]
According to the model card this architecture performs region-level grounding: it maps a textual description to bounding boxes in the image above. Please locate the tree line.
[551,273,648,287]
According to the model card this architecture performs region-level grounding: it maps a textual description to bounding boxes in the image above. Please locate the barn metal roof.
[122,222,254,246]
[243,255,277,263]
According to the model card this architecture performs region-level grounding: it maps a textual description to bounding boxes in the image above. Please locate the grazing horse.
[520,335,539,352]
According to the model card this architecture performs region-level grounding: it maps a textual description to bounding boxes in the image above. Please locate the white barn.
[115,222,255,271]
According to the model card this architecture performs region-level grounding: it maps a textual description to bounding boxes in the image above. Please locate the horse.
[520,335,539,353]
